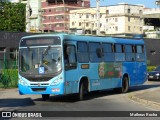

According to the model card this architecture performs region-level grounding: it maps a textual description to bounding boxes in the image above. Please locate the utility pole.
[63,0,66,33]
[26,0,31,32]
[96,0,100,36]
[82,0,84,7]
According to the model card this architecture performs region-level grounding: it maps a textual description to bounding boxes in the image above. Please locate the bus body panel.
[122,62,137,86]
[135,62,147,85]
[18,34,147,98]
[122,62,147,86]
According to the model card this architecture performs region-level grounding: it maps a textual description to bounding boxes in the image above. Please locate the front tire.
[42,94,50,101]
[78,82,85,101]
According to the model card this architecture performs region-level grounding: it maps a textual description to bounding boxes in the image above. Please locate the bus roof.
[21,33,145,45]
[64,34,144,45]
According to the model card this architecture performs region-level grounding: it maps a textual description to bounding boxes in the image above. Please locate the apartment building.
[70,3,144,36]
[41,0,90,32]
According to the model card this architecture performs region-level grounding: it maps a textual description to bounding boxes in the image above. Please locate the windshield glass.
[19,47,61,75]
[154,66,160,71]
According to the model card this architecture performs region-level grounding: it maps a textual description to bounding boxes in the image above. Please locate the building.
[70,3,144,36]
[21,0,42,32]
[41,0,90,32]
[143,8,160,39]
[10,0,20,2]
[20,0,27,4]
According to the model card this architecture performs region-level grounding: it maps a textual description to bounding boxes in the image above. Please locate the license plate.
[149,76,153,78]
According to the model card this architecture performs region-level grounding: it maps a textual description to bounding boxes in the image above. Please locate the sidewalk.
[129,87,160,110]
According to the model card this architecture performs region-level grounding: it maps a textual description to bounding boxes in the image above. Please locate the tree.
[0,1,26,32]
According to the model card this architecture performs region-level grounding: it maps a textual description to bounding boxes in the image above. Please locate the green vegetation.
[147,66,157,72]
[0,1,26,32]
[0,69,18,88]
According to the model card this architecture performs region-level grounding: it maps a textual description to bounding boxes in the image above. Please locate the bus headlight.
[19,78,28,86]
[51,77,63,86]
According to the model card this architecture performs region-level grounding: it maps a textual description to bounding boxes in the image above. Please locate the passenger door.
[64,44,79,94]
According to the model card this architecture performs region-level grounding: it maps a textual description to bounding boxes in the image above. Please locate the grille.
[31,88,46,92]
[30,83,49,86]
[28,77,52,82]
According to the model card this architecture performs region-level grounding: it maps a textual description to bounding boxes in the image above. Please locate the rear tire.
[42,94,50,101]
[121,77,129,93]
[113,76,129,93]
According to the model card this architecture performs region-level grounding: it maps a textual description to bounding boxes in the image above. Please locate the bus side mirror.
[96,48,103,58]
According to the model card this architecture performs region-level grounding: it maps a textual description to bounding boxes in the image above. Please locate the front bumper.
[148,75,160,80]
[18,84,64,95]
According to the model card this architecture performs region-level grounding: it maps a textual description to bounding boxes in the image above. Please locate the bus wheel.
[78,82,85,101]
[121,77,129,93]
[42,94,50,101]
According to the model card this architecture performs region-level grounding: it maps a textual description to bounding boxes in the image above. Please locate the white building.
[10,0,20,3]
[21,0,42,32]
[70,3,144,36]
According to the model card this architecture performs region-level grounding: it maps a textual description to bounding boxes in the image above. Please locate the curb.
[128,88,160,110]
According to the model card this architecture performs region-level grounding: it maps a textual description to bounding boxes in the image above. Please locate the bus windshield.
[19,47,62,76]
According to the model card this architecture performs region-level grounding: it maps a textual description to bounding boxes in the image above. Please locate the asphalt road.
[0,81,160,120]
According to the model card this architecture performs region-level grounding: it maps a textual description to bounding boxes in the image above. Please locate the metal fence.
[0,52,18,88]
[0,31,35,88]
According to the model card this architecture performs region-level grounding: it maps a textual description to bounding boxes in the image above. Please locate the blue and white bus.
[18,34,147,100]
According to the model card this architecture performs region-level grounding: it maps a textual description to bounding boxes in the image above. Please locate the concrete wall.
[0,31,34,60]
[144,38,160,66]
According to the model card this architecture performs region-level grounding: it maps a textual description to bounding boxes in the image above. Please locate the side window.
[102,43,114,61]
[125,45,135,61]
[115,44,123,53]
[115,44,125,61]
[136,45,143,53]
[136,45,145,61]
[64,45,77,69]
[89,42,102,62]
[77,42,89,63]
